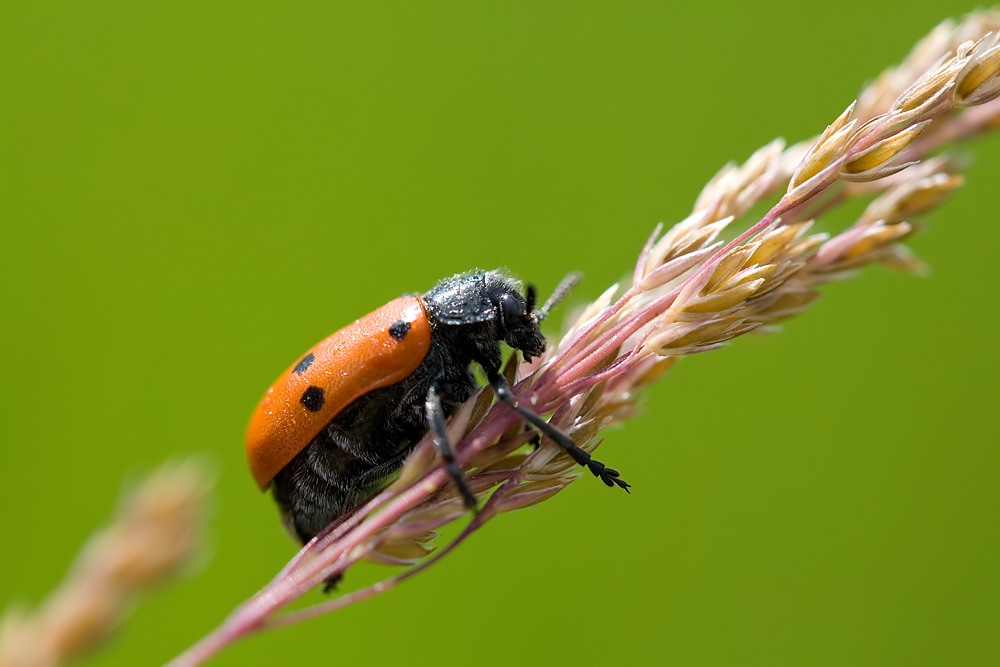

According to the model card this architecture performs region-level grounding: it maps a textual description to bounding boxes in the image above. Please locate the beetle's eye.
[500,293,522,329]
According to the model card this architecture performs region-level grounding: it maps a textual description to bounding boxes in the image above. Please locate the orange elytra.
[245,296,431,489]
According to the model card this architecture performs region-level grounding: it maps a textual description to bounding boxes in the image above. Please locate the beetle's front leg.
[483,366,630,492]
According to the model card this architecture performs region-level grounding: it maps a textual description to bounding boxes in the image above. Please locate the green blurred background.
[2,2,998,665]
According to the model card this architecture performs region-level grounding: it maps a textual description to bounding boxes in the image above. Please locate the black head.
[422,270,576,363]
[491,275,545,362]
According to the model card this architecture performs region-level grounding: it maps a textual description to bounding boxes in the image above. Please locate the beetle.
[246,270,629,546]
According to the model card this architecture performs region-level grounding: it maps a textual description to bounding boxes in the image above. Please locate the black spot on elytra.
[293,353,315,375]
[388,320,410,340]
[300,386,325,412]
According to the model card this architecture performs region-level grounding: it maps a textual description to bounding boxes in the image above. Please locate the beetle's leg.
[426,384,479,510]
[485,368,630,492]
[322,573,343,594]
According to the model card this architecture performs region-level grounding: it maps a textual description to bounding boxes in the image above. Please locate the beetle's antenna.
[525,285,537,319]
[535,272,580,322]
